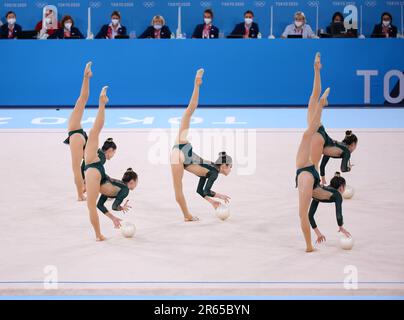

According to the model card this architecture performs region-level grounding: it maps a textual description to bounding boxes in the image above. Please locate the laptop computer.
[115,35,130,39]
[18,30,38,40]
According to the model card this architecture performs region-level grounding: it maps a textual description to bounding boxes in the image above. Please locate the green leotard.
[97,177,130,214]
[63,129,88,147]
[84,149,108,185]
[295,165,320,189]
[64,129,89,179]
[309,185,344,229]
[317,126,351,177]
[317,125,334,147]
[173,143,219,198]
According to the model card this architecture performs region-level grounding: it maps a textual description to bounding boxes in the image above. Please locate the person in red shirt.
[34,8,59,38]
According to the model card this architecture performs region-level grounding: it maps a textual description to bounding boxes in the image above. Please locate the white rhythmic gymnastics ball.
[343,185,354,199]
[121,222,136,238]
[339,236,354,250]
[216,204,230,221]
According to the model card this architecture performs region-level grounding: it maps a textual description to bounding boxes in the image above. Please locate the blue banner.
[0,1,403,38]
[1,39,403,107]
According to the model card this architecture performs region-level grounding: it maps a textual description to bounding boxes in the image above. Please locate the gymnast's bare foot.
[96,234,106,241]
[184,214,200,222]
[306,246,316,253]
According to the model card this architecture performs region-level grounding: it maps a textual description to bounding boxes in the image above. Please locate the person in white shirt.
[281,11,315,38]
[95,11,127,39]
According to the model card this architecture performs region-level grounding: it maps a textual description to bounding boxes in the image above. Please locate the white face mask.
[204,18,212,25]
[111,19,119,26]
[154,24,162,30]
[45,17,52,24]
[295,20,304,28]
[244,18,253,25]
[7,18,16,25]
[383,20,391,27]
[65,23,72,30]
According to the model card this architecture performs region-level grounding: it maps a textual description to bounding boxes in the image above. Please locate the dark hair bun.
[126,168,133,172]
[345,130,352,136]
[106,137,113,142]
[219,151,227,157]
[335,171,341,177]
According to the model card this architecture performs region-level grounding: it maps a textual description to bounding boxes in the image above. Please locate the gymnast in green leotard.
[84,86,134,241]
[96,168,138,229]
[170,69,233,222]
[64,61,92,201]
[307,57,358,185]
[295,52,330,253]
[317,129,358,184]
[309,172,352,244]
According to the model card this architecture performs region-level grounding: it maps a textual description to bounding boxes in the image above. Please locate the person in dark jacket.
[0,11,22,39]
[192,9,219,39]
[139,15,171,39]
[326,12,346,35]
[49,15,84,39]
[229,10,259,38]
[95,11,127,39]
[371,12,398,38]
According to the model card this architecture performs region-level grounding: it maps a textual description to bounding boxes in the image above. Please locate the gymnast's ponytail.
[102,137,117,151]
[342,130,358,146]
[122,167,138,184]
[215,151,233,166]
[330,171,346,190]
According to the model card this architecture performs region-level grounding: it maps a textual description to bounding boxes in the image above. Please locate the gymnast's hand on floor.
[321,176,327,186]
[339,226,351,238]
[106,212,123,228]
[206,197,221,209]
[111,216,122,229]
[84,61,93,78]
[316,234,326,244]
[215,193,231,204]
[314,228,326,244]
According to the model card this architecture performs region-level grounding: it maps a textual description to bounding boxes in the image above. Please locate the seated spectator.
[326,12,346,36]
[229,10,259,38]
[35,7,59,39]
[192,9,219,39]
[0,11,22,39]
[139,15,171,39]
[49,15,84,39]
[371,12,398,38]
[281,11,315,38]
[95,11,127,39]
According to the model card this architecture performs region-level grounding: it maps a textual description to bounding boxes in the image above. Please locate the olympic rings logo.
[254,1,266,7]
[143,1,155,8]
[200,1,212,7]
[36,2,47,8]
[307,1,320,7]
[89,1,102,9]
[364,1,377,7]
